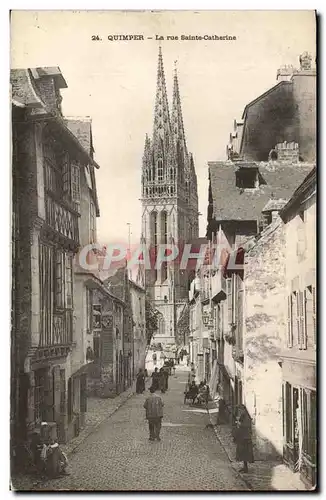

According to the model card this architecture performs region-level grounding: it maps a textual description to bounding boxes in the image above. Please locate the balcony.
[45,195,80,245]
[211,271,227,302]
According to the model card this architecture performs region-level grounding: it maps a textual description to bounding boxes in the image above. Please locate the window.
[312,285,316,346]
[305,284,316,348]
[90,200,96,243]
[71,162,80,203]
[236,168,259,189]
[157,159,163,182]
[93,304,102,329]
[227,277,232,326]
[287,295,293,347]
[62,152,70,199]
[86,289,93,332]
[55,250,73,310]
[55,250,64,309]
[85,165,92,189]
[306,286,314,348]
[65,253,73,309]
[297,290,307,349]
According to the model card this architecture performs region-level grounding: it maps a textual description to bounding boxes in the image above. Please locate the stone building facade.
[279,168,316,488]
[140,48,199,346]
[244,217,286,460]
[11,67,102,456]
[198,51,316,470]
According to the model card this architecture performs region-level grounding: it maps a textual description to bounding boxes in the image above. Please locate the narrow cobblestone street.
[34,366,248,491]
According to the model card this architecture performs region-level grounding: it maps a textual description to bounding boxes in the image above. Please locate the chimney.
[30,67,67,116]
[276,64,295,82]
[299,51,312,71]
[275,141,300,163]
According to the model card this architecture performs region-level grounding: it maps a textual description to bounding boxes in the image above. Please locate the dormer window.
[236,168,259,189]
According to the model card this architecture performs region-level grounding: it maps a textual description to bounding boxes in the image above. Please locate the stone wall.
[244,217,285,459]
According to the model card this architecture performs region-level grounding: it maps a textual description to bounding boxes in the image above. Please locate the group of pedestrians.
[151,366,169,393]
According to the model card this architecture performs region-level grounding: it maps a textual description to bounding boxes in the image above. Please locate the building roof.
[65,118,94,156]
[11,69,44,108]
[11,68,100,170]
[208,160,314,222]
[30,67,68,88]
[280,166,316,220]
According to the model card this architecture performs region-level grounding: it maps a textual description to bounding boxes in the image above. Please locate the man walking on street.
[143,386,164,441]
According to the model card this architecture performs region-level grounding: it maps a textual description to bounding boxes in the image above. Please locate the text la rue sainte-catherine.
[93,34,237,41]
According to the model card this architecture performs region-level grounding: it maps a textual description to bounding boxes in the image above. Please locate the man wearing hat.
[143,386,164,441]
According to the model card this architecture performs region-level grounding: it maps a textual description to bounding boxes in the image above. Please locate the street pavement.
[33,365,249,491]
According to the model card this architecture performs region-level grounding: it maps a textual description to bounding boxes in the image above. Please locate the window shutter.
[62,152,71,199]
[65,254,73,309]
[71,162,80,203]
[55,249,64,309]
[233,275,238,325]
[287,295,293,347]
[227,277,232,325]
[312,286,316,346]
[302,290,307,349]
[298,291,306,349]
[296,292,301,347]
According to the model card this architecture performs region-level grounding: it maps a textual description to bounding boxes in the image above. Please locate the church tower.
[141,47,199,346]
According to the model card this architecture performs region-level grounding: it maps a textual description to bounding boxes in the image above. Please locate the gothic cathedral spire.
[153,46,171,154]
[141,49,199,345]
[172,62,187,157]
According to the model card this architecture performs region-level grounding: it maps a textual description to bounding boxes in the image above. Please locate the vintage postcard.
[10,10,317,492]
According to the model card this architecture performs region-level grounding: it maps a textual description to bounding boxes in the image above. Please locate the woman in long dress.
[234,404,254,473]
[151,367,160,391]
[136,369,145,394]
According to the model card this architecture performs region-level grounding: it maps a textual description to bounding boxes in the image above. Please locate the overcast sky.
[11,10,316,247]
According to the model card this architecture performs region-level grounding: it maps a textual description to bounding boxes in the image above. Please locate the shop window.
[310,391,316,463]
[93,336,100,359]
[302,389,309,455]
[34,368,47,423]
[67,377,73,423]
[285,382,293,444]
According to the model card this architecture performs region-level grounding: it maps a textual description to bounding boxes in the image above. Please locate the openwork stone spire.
[153,46,171,151]
[172,62,187,153]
